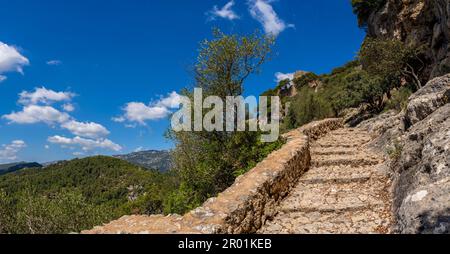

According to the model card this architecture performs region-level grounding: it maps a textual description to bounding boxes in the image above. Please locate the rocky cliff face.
[359,74,450,233]
[368,0,450,80]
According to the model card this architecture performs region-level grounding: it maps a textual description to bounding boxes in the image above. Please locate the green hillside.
[0,162,42,176]
[0,156,177,234]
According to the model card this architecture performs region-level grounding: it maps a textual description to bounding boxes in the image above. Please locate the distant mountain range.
[113,150,172,172]
[0,162,43,175]
[0,150,172,177]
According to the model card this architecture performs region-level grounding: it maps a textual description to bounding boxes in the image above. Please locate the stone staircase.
[259,128,393,234]
[83,123,394,234]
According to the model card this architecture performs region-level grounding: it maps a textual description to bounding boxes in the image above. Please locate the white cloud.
[45,145,50,149]
[112,116,126,123]
[3,104,110,139]
[208,1,240,21]
[3,87,120,154]
[123,102,169,124]
[155,91,183,109]
[47,60,62,66]
[275,72,294,83]
[61,120,110,138]
[0,42,29,79]
[248,0,294,36]
[48,135,122,152]
[62,103,75,112]
[0,140,26,162]
[0,75,6,83]
[116,92,182,125]
[125,123,137,129]
[3,105,70,124]
[19,87,75,105]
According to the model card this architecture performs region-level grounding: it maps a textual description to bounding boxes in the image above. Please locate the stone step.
[258,127,393,235]
[316,136,371,143]
[312,154,382,167]
[311,147,359,156]
[325,133,370,139]
[314,141,370,149]
[260,206,391,234]
[279,181,387,213]
[299,167,372,185]
[330,129,368,135]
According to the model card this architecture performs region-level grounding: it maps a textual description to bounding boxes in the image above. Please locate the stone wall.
[83,119,343,234]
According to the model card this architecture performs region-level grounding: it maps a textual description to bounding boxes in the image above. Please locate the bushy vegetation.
[0,30,287,234]
[0,156,177,234]
[282,37,423,130]
[387,140,404,160]
[359,38,425,90]
[351,0,387,28]
[384,87,413,112]
[282,62,375,130]
[167,29,284,212]
[0,189,112,234]
[293,72,320,89]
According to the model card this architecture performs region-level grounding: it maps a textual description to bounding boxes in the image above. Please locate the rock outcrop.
[394,104,449,233]
[359,74,450,234]
[405,74,450,127]
[368,0,450,80]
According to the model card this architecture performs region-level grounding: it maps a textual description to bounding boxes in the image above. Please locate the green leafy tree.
[195,29,274,98]
[169,29,283,214]
[359,38,424,91]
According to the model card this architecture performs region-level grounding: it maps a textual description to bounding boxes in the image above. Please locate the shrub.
[387,141,404,161]
[293,72,319,88]
[384,86,413,112]
[283,85,334,129]
[359,38,424,91]
[1,189,113,234]
[163,184,202,215]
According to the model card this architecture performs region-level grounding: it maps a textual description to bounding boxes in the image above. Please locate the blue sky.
[0,0,365,163]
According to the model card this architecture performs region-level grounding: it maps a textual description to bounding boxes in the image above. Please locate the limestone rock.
[358,74,450,234]
[393,104,450,233]
[368,0,450,80]
[358,110,405,153]
[405,74,450,127]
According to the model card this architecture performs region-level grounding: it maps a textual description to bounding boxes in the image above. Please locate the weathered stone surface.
[358,110,405,153]
[358,74,450,234]
[368,0,450,80]
[259,207,391,234]
[393,104,450,234]
[405,74,450,127]
[82,119,343,234]
[259,128,393,234]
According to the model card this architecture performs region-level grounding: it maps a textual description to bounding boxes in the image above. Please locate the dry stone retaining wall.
[83,119,343,234]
